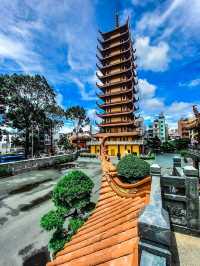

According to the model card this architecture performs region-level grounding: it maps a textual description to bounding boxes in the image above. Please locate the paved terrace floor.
[0,158,102,266]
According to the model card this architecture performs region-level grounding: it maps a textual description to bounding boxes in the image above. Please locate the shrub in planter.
[117,154,150,183]
[79,153,96,158]
[54,154,75,165]
[40,170,94,255]
[0,165,12,177]
[179,150,188,158]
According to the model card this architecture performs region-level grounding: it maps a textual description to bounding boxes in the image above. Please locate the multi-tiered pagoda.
[90,16,143,156]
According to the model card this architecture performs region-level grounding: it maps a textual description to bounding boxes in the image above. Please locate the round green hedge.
[52,170,94,209]
[117,154,150,183]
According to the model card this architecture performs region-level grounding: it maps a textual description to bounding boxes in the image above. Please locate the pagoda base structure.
[89,132,144,156]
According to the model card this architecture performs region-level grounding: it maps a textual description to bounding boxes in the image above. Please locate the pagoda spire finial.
[115,12,119,28]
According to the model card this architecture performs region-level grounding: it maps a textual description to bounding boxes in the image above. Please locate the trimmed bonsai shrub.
[117,154,150,183]
[40,170,94,255]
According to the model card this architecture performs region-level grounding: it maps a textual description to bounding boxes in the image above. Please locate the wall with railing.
[139,158,200,266]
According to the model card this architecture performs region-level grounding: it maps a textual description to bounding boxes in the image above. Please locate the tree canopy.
[65,106,90,134]
[0,74,64,157]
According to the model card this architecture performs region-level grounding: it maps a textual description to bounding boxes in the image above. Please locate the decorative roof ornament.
[115,12,119,28]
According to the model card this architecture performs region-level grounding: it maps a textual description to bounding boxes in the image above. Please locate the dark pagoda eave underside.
[96,67,134,82]
[97,88,133,98]
[97,99,133,108]
[99,23,128,39]
[97,109,134,118]
[96,56,136,72]
[97,46,132,63]
[97,120,136,127]
[96,76,138,90]
[97,37,131,54]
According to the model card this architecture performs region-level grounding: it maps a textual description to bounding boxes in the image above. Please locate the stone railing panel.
[139,164,171,266]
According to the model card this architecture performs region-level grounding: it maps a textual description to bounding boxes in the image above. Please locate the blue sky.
[0,0,200,131]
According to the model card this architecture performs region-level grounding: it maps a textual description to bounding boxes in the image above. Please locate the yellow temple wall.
[90,144,140,156]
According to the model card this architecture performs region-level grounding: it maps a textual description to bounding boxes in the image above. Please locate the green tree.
[65,106,90,135]
[40,170,94,254]
[57,135,73,151]
[173,138,190,150]
[161,141,175,153]
[147,136,161,152]
[1,74,64,158]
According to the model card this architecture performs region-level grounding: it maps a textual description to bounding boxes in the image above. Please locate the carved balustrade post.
[183,166,200,231]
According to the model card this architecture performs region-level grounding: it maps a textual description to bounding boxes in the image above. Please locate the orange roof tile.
[47,136,151,266]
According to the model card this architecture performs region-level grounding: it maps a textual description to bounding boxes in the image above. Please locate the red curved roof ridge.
[47,136,151,266]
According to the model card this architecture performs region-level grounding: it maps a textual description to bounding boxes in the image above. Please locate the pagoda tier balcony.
[96,88,133,98]
[96,46,133,64]
[96,109,134,118]
[98,29,129,46]
[99,23,128,39]
[96,66,133,82]
[96,98,134,109]
[96,75,138,90]
[97,38,131,56]
[96,56,137,74]
[96,120,136,128]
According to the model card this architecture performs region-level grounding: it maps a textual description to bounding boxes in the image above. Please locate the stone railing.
[0,152,77,176]
[139,164,171,266]
[161,157,200,234]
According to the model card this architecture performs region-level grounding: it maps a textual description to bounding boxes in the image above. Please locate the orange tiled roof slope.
[47,137,151,266]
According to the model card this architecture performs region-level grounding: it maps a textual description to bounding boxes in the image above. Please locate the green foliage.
[147,136,161,152]
[0,165,12,177]
[40,207,69,231]
[65,106,90,134]
[57,135,74,151]
[117,154,150,183]
[0,74,64,157]
[68,217,84,234]
[40,210,64,231]
[161,141,175,153]
[179,149,189,157]
[79,153,97,158]
[49,230,70,254]
[40,170,94,254]
[52,170,94,209]
[172,138,190,150]
[54,154,75,165]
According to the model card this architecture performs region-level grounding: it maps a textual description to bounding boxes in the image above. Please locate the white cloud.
[138,78,156,99]
[136,0,185,36]
[0,31,42,72]
[179,78,200,88]
[138,78,197,128]
[71,77,97,101]
[135,36,170,71]
[188,79,200,87]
